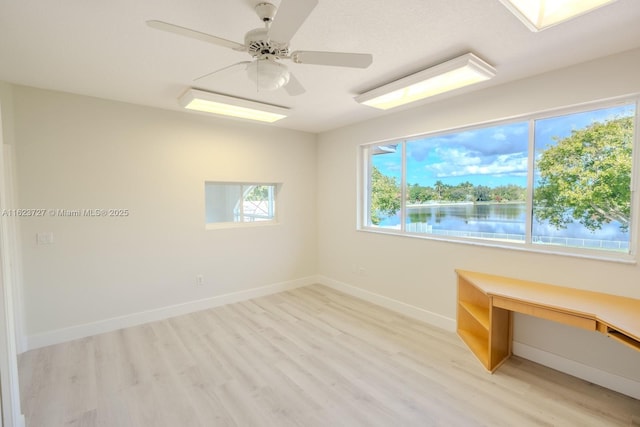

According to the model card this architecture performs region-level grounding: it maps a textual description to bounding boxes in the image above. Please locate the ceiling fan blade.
[194,61,251,82]
[284,73,305,96]
[291,51,373,68]
[268,0,318,43]
[146,20,246,51]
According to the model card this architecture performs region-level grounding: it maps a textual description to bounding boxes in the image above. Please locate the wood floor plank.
[19,284,640,426]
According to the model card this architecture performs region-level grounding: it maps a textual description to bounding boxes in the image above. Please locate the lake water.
[379,202,629,250]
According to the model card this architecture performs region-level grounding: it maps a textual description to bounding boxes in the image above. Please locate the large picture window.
[362,99,638,258]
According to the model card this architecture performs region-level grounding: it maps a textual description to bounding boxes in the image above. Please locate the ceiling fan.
[147,0,373,96]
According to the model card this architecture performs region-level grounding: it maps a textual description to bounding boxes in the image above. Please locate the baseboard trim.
[513,341,640,400]
[317,275,456,332]
[24,275,640,401]
[316,276,639,400]
[25,276,316,351]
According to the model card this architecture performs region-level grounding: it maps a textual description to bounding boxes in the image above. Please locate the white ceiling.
[1,0,639,133]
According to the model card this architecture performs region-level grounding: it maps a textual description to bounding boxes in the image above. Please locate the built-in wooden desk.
[456,269,640,372]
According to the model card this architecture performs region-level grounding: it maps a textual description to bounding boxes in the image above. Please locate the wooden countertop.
[456,269,640,343]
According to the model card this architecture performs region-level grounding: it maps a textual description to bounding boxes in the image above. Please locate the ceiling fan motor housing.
[245,28,290,58]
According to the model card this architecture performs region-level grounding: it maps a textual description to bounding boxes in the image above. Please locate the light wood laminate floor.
[19,285,640,426]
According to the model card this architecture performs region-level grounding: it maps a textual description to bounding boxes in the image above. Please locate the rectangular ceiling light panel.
[355,53,496,110]
[499,0,618,31]
[179,89,288,123]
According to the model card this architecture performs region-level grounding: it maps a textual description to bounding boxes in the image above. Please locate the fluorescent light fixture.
[179,89,288,123]
[355,53,496,110]
[499,0,618,31]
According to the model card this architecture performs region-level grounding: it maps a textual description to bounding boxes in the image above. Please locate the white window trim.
[205,220,280,230]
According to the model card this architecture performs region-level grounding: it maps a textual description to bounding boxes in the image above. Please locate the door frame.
[0,100,25,427]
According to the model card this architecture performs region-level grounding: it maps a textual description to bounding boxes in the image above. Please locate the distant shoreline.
[406,201,525,208]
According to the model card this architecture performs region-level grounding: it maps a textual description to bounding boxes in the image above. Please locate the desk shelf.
[457,275,511,372]
[459,301,490,330]
[458,329,489,365]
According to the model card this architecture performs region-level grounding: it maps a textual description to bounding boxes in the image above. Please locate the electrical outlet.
[36,232,54,245]
[359,267,366,276]
[196,275,204,286]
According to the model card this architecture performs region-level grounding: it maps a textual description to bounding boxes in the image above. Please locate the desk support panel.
[457,276,511,372]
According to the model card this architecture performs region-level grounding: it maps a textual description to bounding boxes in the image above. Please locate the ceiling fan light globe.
[247,60,290,91]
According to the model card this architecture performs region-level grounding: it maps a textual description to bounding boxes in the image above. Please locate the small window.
[205,182,278,227]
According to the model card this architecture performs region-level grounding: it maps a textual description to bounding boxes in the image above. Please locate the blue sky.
[372,103,635,188]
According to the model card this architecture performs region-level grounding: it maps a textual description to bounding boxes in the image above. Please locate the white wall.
[317,48,640,396]
[11,86,317,346]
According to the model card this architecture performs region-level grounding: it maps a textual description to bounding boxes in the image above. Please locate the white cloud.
[426,149,528,178]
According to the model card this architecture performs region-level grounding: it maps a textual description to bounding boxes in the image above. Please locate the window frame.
[205,181,280,230]
[358,95,640,263]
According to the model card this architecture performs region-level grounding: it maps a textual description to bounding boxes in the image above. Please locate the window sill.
[357,226,637,265]
[206,220,279,230]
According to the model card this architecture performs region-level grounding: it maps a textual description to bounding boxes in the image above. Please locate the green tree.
[450,181,474,202]
[434,180,445,200]
[370,166,401,225]
[474,185,492,202]
[493,184,526,202]
[534,116,632,231]
[408,183,432,204]
[245,185,268,201]
[408,183,420,204]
